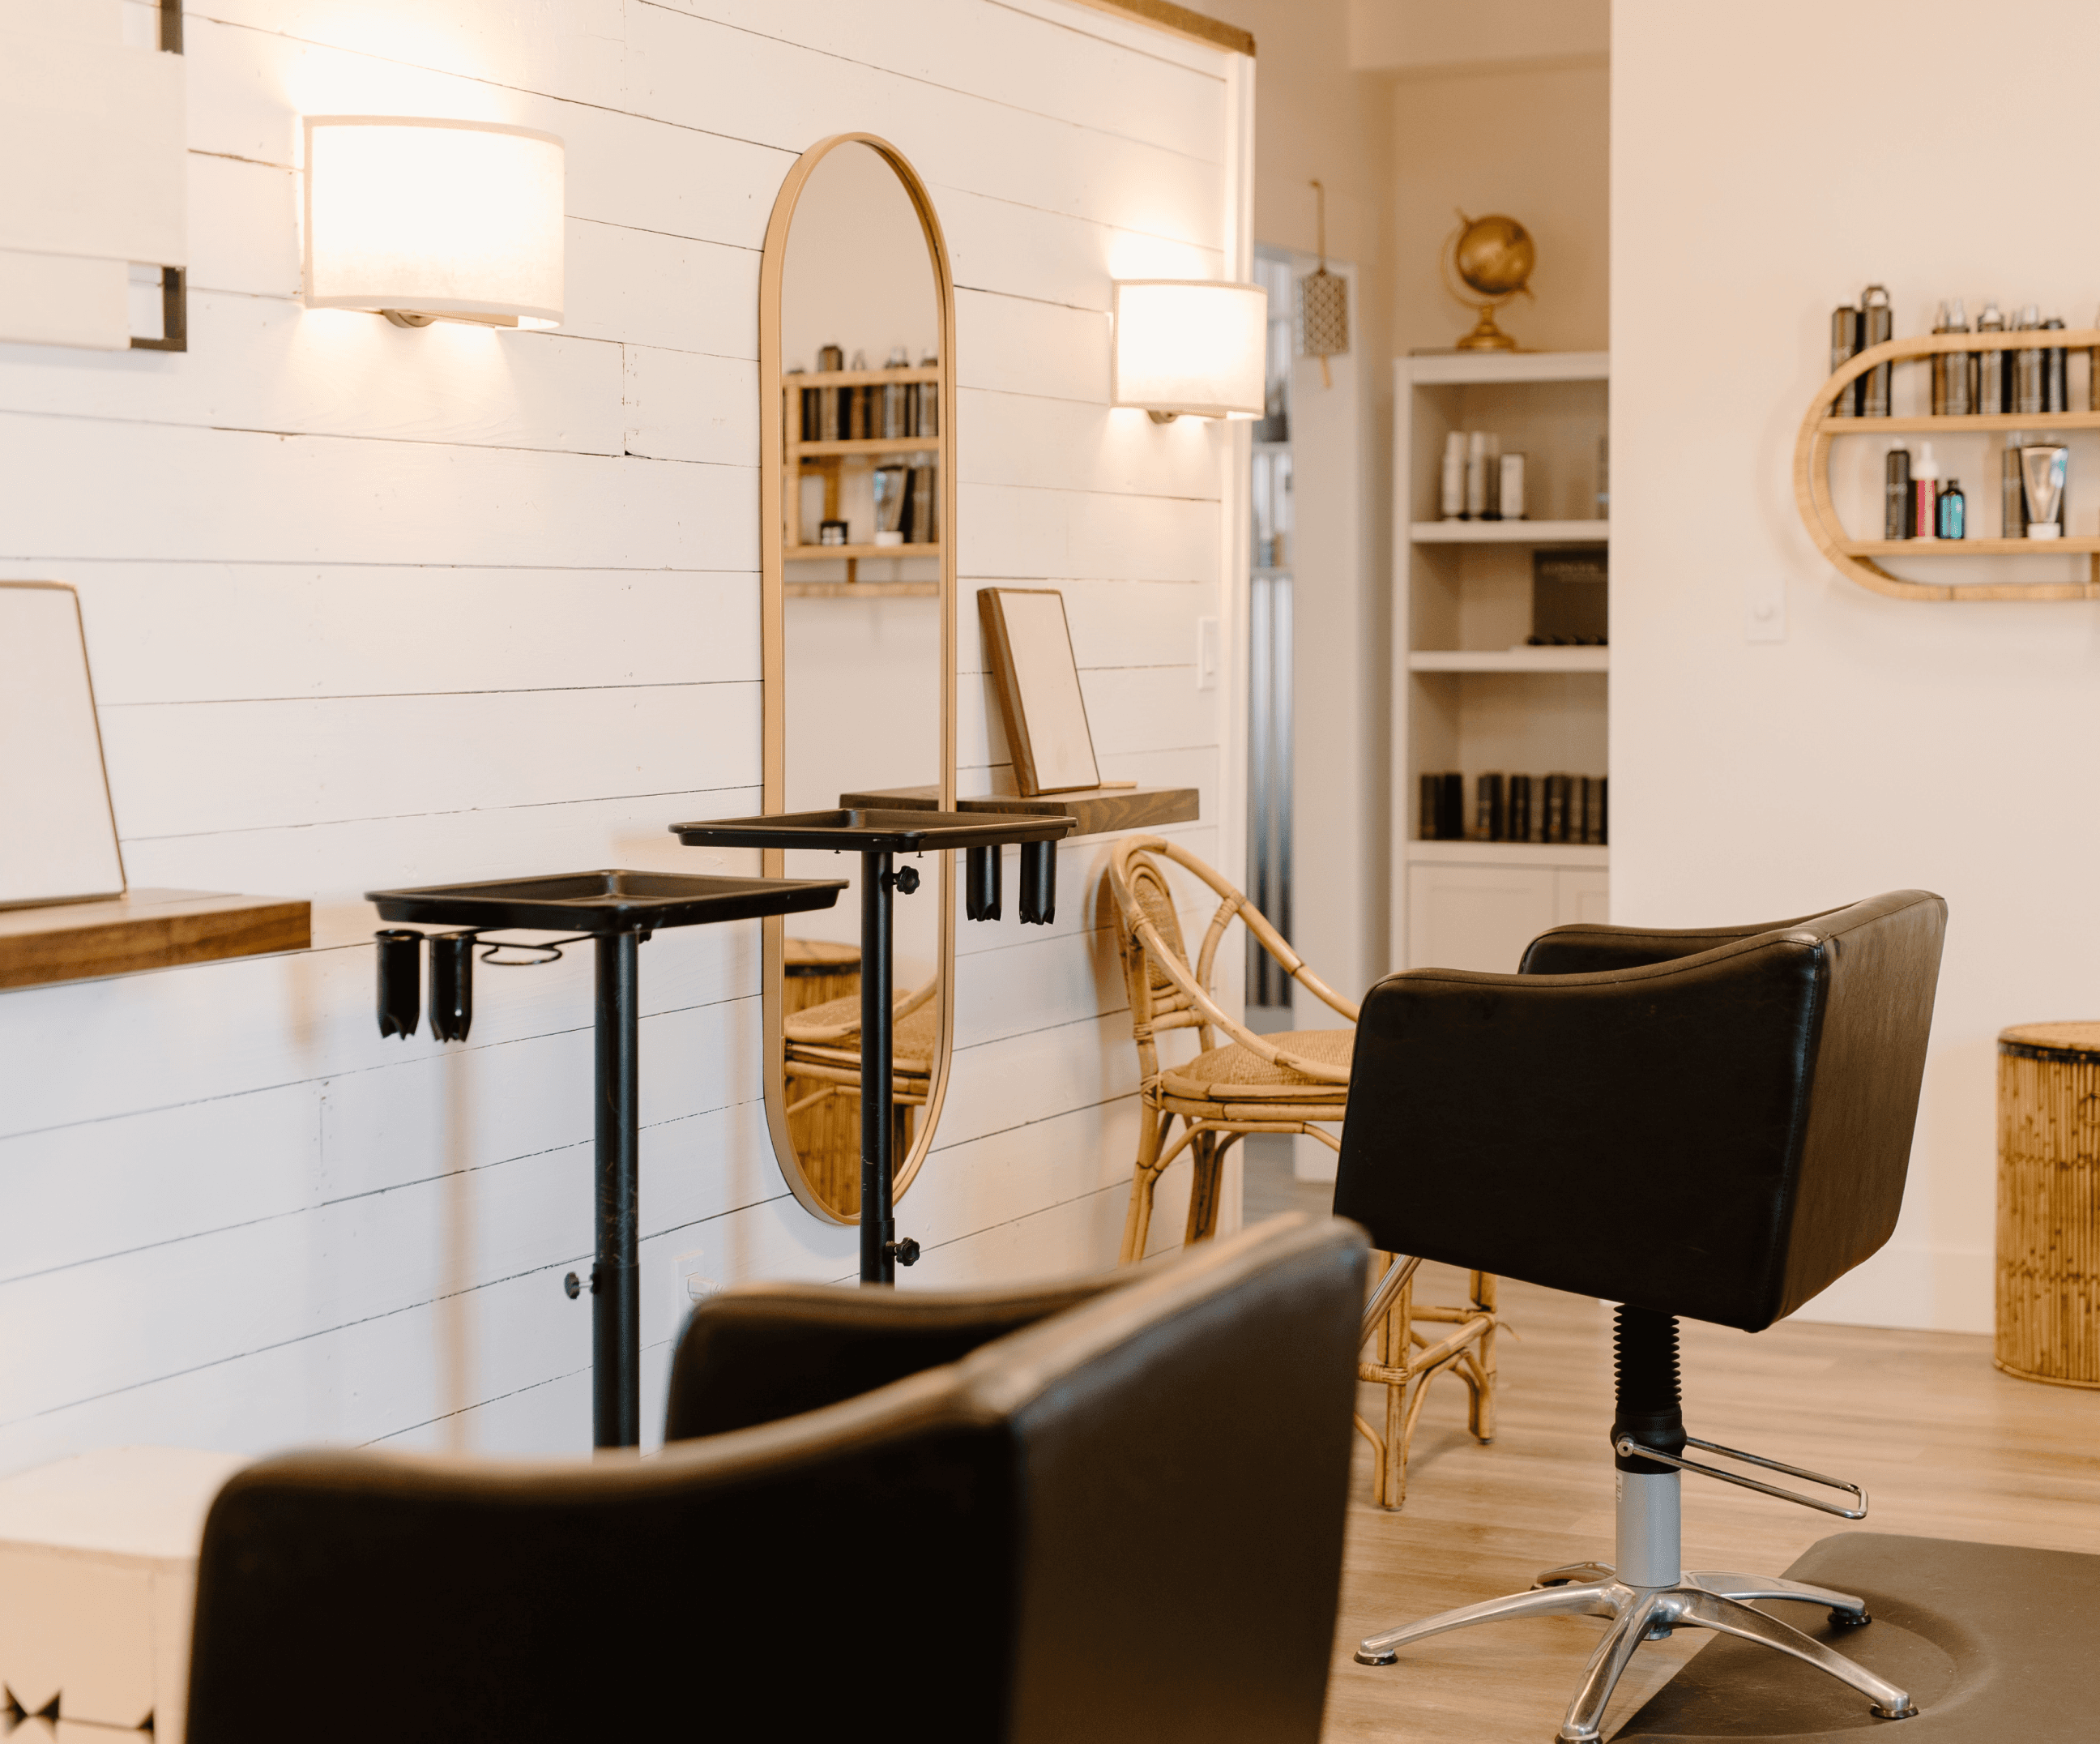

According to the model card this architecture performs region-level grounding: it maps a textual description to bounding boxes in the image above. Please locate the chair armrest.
[664,1276,1118,1439]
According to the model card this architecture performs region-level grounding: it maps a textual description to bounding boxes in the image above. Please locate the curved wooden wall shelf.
[1794,327,2100,601]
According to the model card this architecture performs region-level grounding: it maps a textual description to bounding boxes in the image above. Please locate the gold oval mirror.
[758,135,957,1224]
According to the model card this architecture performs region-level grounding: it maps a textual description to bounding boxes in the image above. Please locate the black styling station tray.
[364,868,845,1453]
[366,868,845,933]
[668,807,1076,853]
[669,810,1077,1288]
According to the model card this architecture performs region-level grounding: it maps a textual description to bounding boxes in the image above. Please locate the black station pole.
[594,929,641,1447]
[860,849,895,1284]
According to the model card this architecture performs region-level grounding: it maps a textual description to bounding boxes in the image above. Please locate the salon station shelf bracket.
[1795,326,2100,601]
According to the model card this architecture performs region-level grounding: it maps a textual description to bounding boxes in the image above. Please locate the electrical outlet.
[1195,615,1220,689]
[673,1248,720,1313]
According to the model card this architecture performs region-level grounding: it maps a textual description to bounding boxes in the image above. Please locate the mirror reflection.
[775,142,947,1220]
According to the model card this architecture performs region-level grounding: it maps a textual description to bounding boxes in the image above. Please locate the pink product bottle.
[1911,442,1940,540]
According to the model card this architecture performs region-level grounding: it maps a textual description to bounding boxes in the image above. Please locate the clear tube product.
[1912,441,1940,539]
[1975,301,2005,416]
[1441,431,1466,519]
[1860,285,1893,416]
[2022,444,2068,538]
[1884,445,1911,540]
[1936,477,1965,541]
[1465,431,1494,518]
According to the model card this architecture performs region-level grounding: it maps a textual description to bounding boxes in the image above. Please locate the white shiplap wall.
[0,0,1248,1468]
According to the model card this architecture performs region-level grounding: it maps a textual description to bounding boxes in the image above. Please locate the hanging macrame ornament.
[1296,179,1350,387]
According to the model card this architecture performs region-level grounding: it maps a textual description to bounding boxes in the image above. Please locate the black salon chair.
[1334,892,1946,1742]
[184,1215,1367,1744]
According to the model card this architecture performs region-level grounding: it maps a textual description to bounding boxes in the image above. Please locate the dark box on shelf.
[1531,546,1608,645]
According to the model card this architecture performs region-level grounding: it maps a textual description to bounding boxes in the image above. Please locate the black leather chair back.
[186,1216,1367,1744]
[1334,891,1945,1332]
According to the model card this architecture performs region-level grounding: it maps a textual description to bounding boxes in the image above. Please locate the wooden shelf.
[1797,324,2100,601]
[1411,519,1608,545]
[792,438,942,458]
[784,544,941,562]
[1411,648,1607,673]
[1406,350,1610,386]
[786,582,941,598]
[0,888,309,992]
[1842,537,2100,558]
[838,784,1199,839]
[787,365,939,388]
[1406,840,1608,869]
[1820,410,2100,435]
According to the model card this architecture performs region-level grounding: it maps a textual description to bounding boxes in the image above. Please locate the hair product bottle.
[2015,306,2044,415]
[1884,446,1912,540]
[2003,434,2030,539]
[1912,442,1940,539]
[1975,301,2006,415]
[1860,285,1893,416]
[1936,477,1965,541]
[2044,315,2068,412]
[1830,303,1860,416]
[1935,299,1973,417]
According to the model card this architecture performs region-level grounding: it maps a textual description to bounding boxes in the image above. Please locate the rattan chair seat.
[786,991,938,1078]
[1159,1028,1355,1102]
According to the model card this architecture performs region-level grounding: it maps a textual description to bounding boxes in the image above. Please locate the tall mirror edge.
[757,132,959,1226]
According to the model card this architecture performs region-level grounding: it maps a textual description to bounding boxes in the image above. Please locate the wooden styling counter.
[0,889,309,992]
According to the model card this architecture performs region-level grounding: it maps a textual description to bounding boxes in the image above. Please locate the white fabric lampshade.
[304,117,565,328]
[1112,280,1267,419]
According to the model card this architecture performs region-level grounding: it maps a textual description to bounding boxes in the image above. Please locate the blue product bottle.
[1937,478,1966,541]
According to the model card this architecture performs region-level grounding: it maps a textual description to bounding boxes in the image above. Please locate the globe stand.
[1456,302,1521,352]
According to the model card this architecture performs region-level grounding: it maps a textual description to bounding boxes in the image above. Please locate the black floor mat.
[1613,1532,2100,1739]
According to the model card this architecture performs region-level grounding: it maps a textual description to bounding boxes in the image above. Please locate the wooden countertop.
[837,784,1199,839]
[0,889,311,992]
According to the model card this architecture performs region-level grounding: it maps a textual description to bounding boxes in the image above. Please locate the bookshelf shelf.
[783,368,941,585]
[1406,840,1608,870]
[1411,519,1608,545]
[784,544,941,562]
[784,581,940,599]
[1797,325,2100,602]
[1410,648,1607,673]
[1394,352,1611,973]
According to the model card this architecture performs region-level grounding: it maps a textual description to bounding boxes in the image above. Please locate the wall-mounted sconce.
[304,117,565,330]
[1111,279,1267,423]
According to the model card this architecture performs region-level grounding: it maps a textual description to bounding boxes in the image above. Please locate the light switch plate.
[1195,616,1219,689]
[1745,575,1786,642]
[673,1248,720,1314]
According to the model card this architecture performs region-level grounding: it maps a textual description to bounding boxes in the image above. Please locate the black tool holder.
[364,870,844,1451]
[668,810,1077,1285]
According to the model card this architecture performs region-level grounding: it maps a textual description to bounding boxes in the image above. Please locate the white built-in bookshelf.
[1392,349,1611,972]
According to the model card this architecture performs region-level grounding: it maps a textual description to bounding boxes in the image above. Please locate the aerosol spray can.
[1860,285,1893,417]
[1830,303,1861,416]
[1975,301,2006,415]
[2015,306,2044,415]
[2003,434,2030,539]
[1884,445,1912,540]
[2045,314,2068,412]
[1934,299,1973,417]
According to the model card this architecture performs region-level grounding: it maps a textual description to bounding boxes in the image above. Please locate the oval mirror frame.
[758,134,958,1224]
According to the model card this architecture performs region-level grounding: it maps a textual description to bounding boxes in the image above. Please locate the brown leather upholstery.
[186,1216,1368,1744]
[1334,892,1947,1332]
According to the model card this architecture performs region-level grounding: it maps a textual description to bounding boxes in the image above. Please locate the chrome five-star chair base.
[1351,1307,1919,1742]
[1355,1560,1914,1743]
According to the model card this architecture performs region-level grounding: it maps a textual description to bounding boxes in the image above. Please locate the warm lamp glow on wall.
[1111,280,1267,422]
[304,118,565,329]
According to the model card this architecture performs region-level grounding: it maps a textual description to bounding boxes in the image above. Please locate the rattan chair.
[1106,835,1498,1507]
[783,979,934,1214]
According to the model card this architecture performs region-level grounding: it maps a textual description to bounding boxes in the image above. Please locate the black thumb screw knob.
[893,865,920,894]
[886,1237,921,1267]
[563,1272,581,1300]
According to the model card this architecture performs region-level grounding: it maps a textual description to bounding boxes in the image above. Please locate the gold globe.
[1442,211,1536,351]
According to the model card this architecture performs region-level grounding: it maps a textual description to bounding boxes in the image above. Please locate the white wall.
[0,0,1246,1473]
[1612,0,2100,1332]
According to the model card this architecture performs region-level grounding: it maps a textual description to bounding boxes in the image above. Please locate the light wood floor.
[1242,1146,2100,1741]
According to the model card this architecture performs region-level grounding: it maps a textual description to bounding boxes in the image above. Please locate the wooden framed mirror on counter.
[757,134,958,1225]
